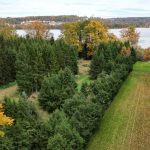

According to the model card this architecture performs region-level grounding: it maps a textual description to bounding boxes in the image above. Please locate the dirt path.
[0,85,18,101]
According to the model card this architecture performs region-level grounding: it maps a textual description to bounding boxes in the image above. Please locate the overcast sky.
[1,0,150,18]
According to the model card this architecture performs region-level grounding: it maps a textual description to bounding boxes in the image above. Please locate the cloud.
[0,0,150,18]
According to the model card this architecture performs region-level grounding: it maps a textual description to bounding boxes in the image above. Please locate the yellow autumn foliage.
[63,20,110,56]
[0,104,13,137]
[84,20,109,56]
[63,22,82,52]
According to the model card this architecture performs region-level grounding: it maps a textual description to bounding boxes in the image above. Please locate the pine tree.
[90,47,105,79]
[47,110,84,150]
[39,67,77,112]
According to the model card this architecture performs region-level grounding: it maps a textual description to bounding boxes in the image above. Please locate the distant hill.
[102,17,150,28]
[1,15,150,29]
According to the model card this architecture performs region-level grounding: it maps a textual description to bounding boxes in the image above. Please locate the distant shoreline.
[1,16,150,29]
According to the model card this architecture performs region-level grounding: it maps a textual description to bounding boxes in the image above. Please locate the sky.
[1,0,150,18]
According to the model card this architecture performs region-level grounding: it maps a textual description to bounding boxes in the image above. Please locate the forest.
[0,19,149,150]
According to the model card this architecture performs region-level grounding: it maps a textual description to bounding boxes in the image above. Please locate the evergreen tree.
[39,67,77,112]
[0,35,16,85]
[47,110,84,150]
[63,95,102,141]
[90,47,105,79]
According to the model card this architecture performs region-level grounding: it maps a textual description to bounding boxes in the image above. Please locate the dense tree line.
[0,35,17,85]
[0,32,78,92]
[90,41,136,79]
[5,15,87,25]
[16,38,78,95]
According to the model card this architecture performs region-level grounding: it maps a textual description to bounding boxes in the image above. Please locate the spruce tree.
[39,67,77,112]
[90,48,105,79]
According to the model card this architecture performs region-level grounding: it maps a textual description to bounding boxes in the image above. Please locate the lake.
[17,28,150,49]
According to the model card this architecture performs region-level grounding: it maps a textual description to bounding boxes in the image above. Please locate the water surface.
[17,28,150,48]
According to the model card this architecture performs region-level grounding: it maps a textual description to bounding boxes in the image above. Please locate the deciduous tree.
[0,19,16,39]
[144,48,150,61]
[0,104,13,137]
[121,26,139,45]
[25,21,51,39]
[63,20,109,58]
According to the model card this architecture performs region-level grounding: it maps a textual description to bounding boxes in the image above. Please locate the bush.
[39,67,77,112]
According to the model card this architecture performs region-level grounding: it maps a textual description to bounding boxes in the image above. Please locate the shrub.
[39,68,77,112]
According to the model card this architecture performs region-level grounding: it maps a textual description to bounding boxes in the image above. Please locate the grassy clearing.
[0,85,18,102]
[87,62,150,150]
[78,59,91,74]
[76,59,92,91]
[76,74,90,91]
[0,82,16,90]
[133,61,150,72]
[28,92,50,121]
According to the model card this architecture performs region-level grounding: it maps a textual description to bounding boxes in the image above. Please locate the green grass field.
[87,62,150,150]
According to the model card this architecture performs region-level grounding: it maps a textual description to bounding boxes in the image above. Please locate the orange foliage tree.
[0,104,13,137]
[144,48,150,61]
[121,47,131,56]
[25,21,51,39]
[121,26,139,46]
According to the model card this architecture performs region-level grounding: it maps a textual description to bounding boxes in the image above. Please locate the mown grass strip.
[87,62,150,150]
